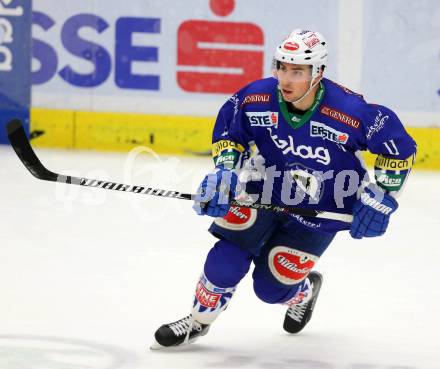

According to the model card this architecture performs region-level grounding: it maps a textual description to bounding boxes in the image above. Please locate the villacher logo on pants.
[214,206,257,230]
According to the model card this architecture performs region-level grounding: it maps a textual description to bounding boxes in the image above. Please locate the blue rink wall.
[0,0,31,143]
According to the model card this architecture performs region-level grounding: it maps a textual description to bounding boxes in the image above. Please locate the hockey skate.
[150,314,210,350]
[283,271,323,334]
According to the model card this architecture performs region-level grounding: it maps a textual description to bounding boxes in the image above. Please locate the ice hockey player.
[151,29,417,349]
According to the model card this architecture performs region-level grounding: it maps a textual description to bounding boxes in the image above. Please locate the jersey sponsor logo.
[268,127,331,165]
[375,154,411,170]
[195,280,221,308]
[310,121,349,144]
[246,111,279,127]
[376,174,403,187]
[375,172,406,192]
[241,93,271,106]
[215,152,238,169]
[360,192,393,215]
[283,41,299,51]
[366,110,389,140]
[302,33,320,49]
[268,246,319,285]
[193,274,236,314]
[212,140,245,157]
[320,105,360,129]
[290,214,322,228]
[214,206,257,230]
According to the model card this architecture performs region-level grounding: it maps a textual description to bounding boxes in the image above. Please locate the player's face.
[276,62,313,100]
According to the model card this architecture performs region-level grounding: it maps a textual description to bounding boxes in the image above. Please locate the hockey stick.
[6,119,353,223]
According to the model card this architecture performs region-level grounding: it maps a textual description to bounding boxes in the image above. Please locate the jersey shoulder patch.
[238,78,278,109]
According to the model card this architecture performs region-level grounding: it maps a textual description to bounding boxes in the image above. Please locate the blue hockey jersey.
[211,77,417,233]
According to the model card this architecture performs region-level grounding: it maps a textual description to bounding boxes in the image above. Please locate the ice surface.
[1,144,439,369]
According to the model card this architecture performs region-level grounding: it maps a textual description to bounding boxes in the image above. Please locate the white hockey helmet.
[274,29,328,79]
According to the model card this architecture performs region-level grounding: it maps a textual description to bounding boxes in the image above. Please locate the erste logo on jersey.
[310,121,349,144]
[246,111,279,127]
[268,246,319,285]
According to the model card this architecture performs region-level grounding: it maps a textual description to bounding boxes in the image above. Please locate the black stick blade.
[6,119,59,181]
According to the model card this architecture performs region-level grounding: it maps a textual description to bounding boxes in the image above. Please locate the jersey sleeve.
[211,89,254,169]
[361,104,417,196]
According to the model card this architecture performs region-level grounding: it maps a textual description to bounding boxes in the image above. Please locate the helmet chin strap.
[282,76,322,105]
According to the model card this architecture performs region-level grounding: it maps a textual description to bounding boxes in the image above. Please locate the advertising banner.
[0,0,31,144]
[31,0,339,116]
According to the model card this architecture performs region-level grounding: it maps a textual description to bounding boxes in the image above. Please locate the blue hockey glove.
[193,168,240,217]
[350,185,398,239]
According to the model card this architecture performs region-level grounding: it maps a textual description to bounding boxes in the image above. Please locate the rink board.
[31,108,440,170]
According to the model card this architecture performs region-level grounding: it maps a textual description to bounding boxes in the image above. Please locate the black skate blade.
[149,337,198,351]
[149,339,171,351]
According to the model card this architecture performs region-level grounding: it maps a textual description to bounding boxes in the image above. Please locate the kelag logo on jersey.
[246,111,278,127]
[310,121,349,144]
[267,127,331,165]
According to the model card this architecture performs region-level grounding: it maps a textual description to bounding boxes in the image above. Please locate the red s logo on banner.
[177,0,264,94]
